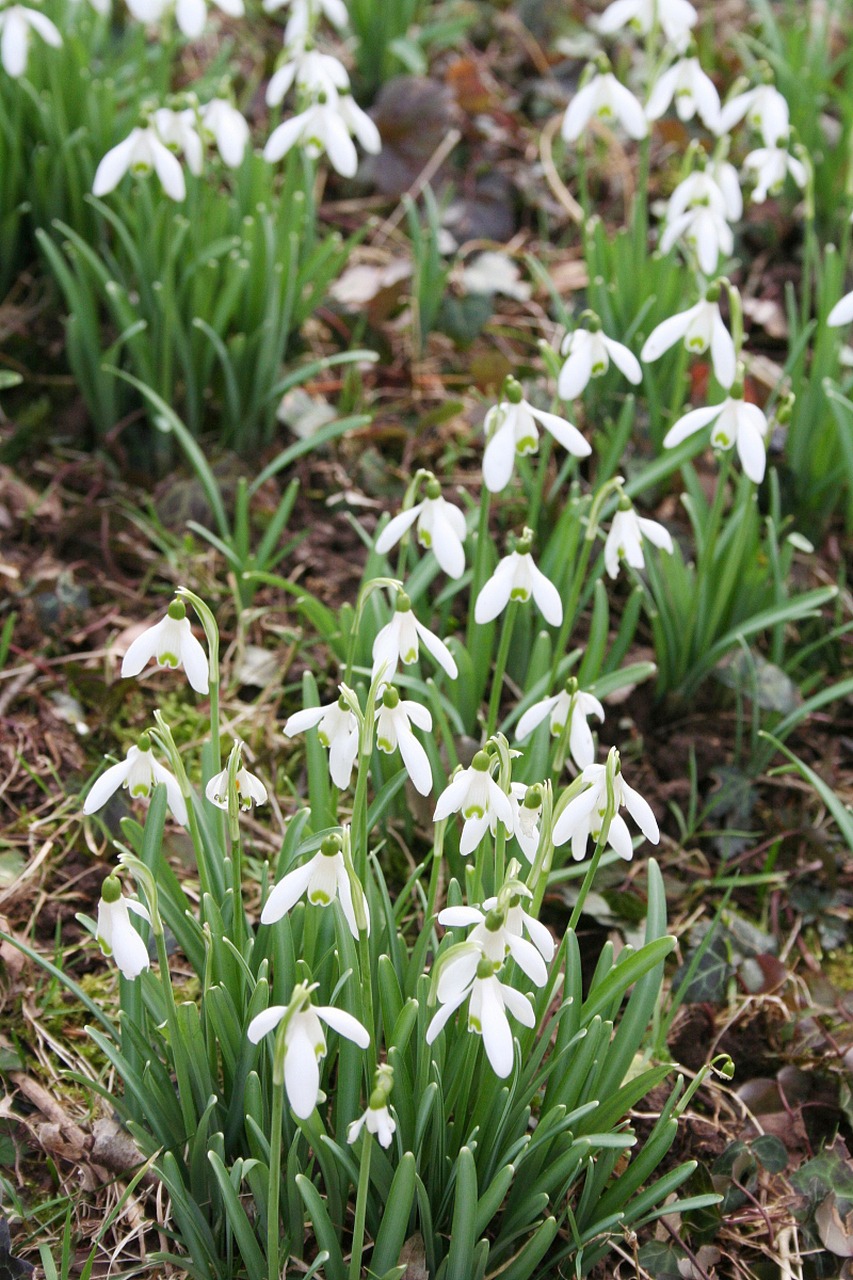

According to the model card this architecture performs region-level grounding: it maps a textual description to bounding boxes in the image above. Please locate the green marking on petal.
[592,361,605,375]
[419,529,432,547]
[509,587,530,602]
[463,804,485,819]
[468,1015,482,1032]
[317,731,330,747]
[130,784,151,798]
[309,889,332,905]
[516,435,537,455]
[377,737,393,753]
[403,647,418,663]
[159,651,179,668]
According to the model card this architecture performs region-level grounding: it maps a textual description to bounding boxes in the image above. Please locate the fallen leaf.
[817,1193,853,1256]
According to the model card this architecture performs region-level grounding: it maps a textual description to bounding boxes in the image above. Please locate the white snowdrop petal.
[662,402,723,449]
[433,771,470,822]
[515,696,557,741]
[478,980,514,1077]
[425,988,467,1043]
[828,290,853,328]
[396,724,433,796]
[608,812,635,860]
[557,337,594,401]
[83,757,132,814]
[621,781,660,843]
[247,1004,287,1042]
[637,516,674,554]
[151,136,187,200]
[414,618,458,679]
[500,982,536,1027]
[316,1005,370,1047]
[603,336,642,384]
[261,861,316,923]
[150,759,189,825]
[641,309,694,363]
[375,505,422,554]
[285,1021,322,1117]
[529,562,563,626]
[561,81,598,142]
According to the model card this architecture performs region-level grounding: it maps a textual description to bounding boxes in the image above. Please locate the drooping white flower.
[828,289,853,328]
[96,875,152,979]
[266,43,350,107]
[742,144,807,205]
[562,66,648,143]
[660,202,734,276]
[498,893,556,965]
[374,686,433,796]
[205,763,268,811]
[199,98,251,167]
[425,952,535,1077]
[434,750,514,856]
[641,285,736,389]
[508,782,544,862]
[153,107,204,175]
[646,56,721,132]
[558,322,643,402]
[264,93,381,178]
[663,389,769,483]
[597,0,697,52]
[84,734,188,825]
[0,4,60,77]
[475,535,563,627]
[247,985,370,1120]
[552,759,659,861]
[120,599,209,691]
[283,693,360,790]
[666,165,742,226]
[482,378,590,493]
[515,680,604,771]
[261,834,369,937]
[347,1063,396,1148]
[718,82,789,147]
[347,1099,396,1148]
[604,498,674,579]
[438,901,548,986]
[375,480,467,579]
[262,0,347,44]
[93,124,188,202]
[371,591,458,682]
[126,0,243,38]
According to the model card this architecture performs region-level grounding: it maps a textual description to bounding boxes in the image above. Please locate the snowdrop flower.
[552,756,659,861]
[646,54,721,132]
[597,0,697,52]
[126,0,243,38]
[509,783,544,862]
[283,692,359,790]
[660,202,733,276]
[247,984,370,1120]
[371,591,458,682]
[426,952,535,1077]
[434,750,514,856]
[558,317,642,402]
[515,678,604,771]
[742,144,807,204]
[498,891,556,965]
[604,495,674,579]
[375,477,467,579]
[562,61,648,143]
[475,530,563,627]
[205,763,268,811]
[261,833,369,937]
[718,80,789,147]
[828,289,853,328]
[263,0,347,44]
[120,599,209,691]
[663,384,769,483]
[97,875,151,980]
[641,282,736,389]
[264,93,380,178]
[374,686,433,796]
[482,377,590,493]
[438,899,548,986]
[347,1064,395,1148]
[199,98,250,167]
[0,4,60,77]
[666,165,742,226]
[266,43,350,107]
[84,733,188,825]
[93,124,188,202]
[153,107,203,175]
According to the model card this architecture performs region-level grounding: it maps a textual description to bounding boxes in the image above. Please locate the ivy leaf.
[0,1219,33,1280]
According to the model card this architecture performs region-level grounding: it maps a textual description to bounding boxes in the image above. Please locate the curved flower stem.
[485,601,518,741]
[358,928,376,1078]
[348,1132,373,1280]
[467,488,492,653]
